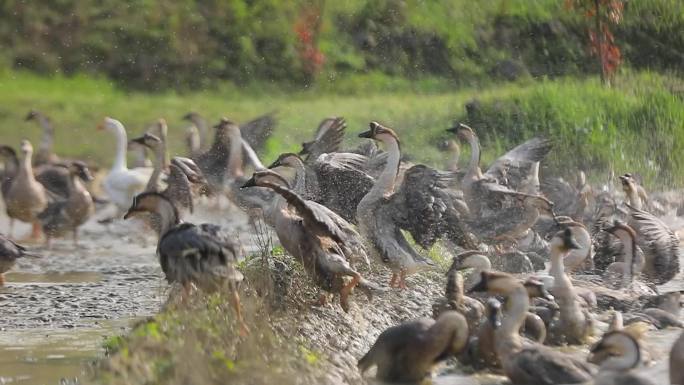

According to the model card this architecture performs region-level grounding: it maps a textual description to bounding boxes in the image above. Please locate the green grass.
[1,70,683,187]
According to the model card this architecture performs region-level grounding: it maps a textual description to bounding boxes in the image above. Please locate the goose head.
[445,123,476,142]
[130,133,162,151]
[588,330,641,371]
[69,161,94,182]
[523,277,555,302]
[97,117,126,133]
[24,109,43,122]
[268,153,304,170]
[550,228,582,253]
[19,140,34,156]
[240,169,291,190]
[619,173,637,194]
[182,112,201,122]
[213,117,239,133]
[467,270,520,296]
[124,191,178,220]
[358,121,400,144]
[448,251,491,273]
[605,221,637,242]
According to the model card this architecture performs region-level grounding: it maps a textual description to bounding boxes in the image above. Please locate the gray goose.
[588,330,655,385]
[123,192,247,334]
[298,117,347,161]
[38,161,95,247]
[469,269,596,384]
[268,152,373,224]
[0,234,39,286]
[241,170,378,312]
[447,123,552,217]
[356,122,473,289]
[357,311,468,383]
[671,330,684,385]
[25,109,59,166]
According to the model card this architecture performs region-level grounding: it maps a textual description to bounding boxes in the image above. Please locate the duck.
[0,234,39,286]
[97,117,153,212]
[24,109,59,166]
[587,330,655,385]
[38,162,95,247]
[123,191,248,334]
[356,121,474,289]
[267,152,374,224]
[468,269,596,384]
[3,140,49,240]
[671,330,684,385]
[241,169,379,311]
[357,310,469,383]
[547,228,595,345]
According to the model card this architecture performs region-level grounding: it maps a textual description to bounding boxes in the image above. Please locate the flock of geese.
[1,110,684,384]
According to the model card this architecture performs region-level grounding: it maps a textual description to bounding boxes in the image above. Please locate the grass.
[1,69,683,187]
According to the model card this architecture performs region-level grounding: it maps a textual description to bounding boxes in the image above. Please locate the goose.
[0,234,39,286]
[671,331,684,385]
[588,330,655,385]
[626,205,680,285]
[356,122,474,289]
[38,162,95,247]
[123,192,248,334]
[3,140,49,240]
[447,251,491,291]
[468,269,596,384]
[25,109,59,166]
[0,145,19,200]
[241,170,379,311]
[182,112,210,152]
[447,123,552,215]
[603,222,645,289]
[432,266,485,332]
[620,174,648,211]
[547,228,595,345]
[555,216,593,272]
[542,171,593,222]
[268,152,374,224]
[97,117,152,212]
[357,310,468,383]
[185,125,201,158]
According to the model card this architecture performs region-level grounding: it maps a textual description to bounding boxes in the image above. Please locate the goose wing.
[158,223,243,285]
[541,176,579,216]
[389,165,474,249]
[240,111,277,153]
[0,235,39,260]
[483,137,552,192]
[628,205,681,284]
[312,152,374,223]
[35,165,71,199]
[301,117,346,161]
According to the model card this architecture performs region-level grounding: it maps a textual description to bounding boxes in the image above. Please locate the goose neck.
[227,129,244,178]
[466,135,483,180]
[112,125,128,170]
[371,137,400,198]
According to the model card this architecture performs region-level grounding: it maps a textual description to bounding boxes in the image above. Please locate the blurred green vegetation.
[0,0,682,90]
[1,69,683,187]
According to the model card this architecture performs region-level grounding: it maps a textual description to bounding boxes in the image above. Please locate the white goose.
[97,117,153,211]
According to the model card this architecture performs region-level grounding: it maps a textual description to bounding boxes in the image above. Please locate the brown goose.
[671,330,684,385]
[356,122,473,289]
[468,269,596,385]
[357,311,468,383]
[588,330,655,385]
[0,234,39,286]
[38,162,95,247]
[3,140,49,239]
[123,192,247,334]
[241,170,378,311]
[447,123,552,215]
[432,266,485,332]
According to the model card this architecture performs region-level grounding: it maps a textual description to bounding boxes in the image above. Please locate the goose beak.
[267,159,281,169]
[299,141,314,155]
[358,130,373,138]
[181,113,192,121]
[129,136,147,147]
[96,121,105,131]
[123,208,136,220]
[240,176,257,189]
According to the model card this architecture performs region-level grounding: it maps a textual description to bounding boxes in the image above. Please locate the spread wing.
[483,137,552,192]
[509,346,595,385]
[542,176,579,216]
[301,117,346,161]
[240,111,277,153]
[628,205,681,284]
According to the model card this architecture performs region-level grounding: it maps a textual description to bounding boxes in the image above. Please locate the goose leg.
[398,269,408,290]
[30,222,42,241]
[8,219,14,239]
[0,273,4,286]
[228,289,250,336]
[72,230,79,247]
[389,272,399,288]
[313,292,330,307]
[339,273,361,313]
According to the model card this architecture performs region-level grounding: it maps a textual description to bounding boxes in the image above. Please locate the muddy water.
[0,199,257,384]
